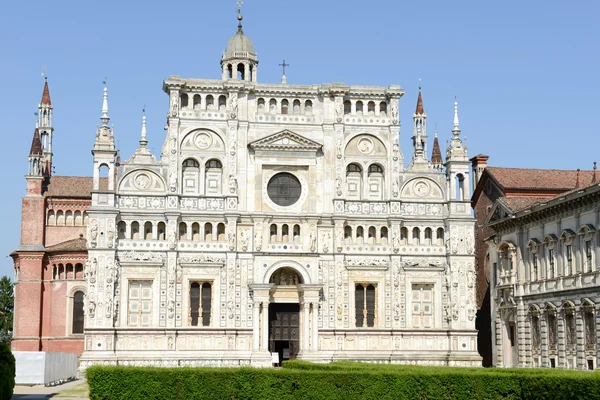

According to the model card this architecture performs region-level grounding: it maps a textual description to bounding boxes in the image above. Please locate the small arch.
[47,210,56,225]
[131,221,140,240]
[367,101,375,116]
[436,228,444,246]
[65,211,73,226]
[379,102,387,116]
[257,98,265,113]
[344,100,351,115]
[74,210,82,226]
[412,227,421,245]
[66,263,74,279]
[75,263,84,279]
[117,221,126,239]
[292,99,301,114]
[424,228,432,245]
[191,222,200,241]
[227,64,233,79]
[455,173,466,201]
[368,226,376,245]
[218,95,227,112]
[58,264,65,280]
[293,224,301,243]
[346,163,363,200]
[269,99,277,114]
[204,222,213,241]
[304,100,313,114]
[356,226,364,244]
[217,223,226,241]
[56,210,65,225]
[268,267,304,285]
[344,226,353,245]
[281,99,289,115]
[205,159,223,195]
[144,222,153,240]
[206,95,215,110]
[83,213,89,226]
[179,222,187,241]
[237,63,245,80]
[401,227,409,245]
[270,224,278,243]
[380,227,388,245]
[356,101,364,115]
[157,222,166,240]
[282,224,289,242]
[193,94,201,110]
[180,93,189,108]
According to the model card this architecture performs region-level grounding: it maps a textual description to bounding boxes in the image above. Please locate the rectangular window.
[548,249,555,279]
[412,284,434,328]
[548,314,558,350]
[509,324,516,347]
[72,291,85,334]
[190,282,212,326]
[493,262,498,286]
[128,281,152,327]
[531,315,541,350]
[566,245,573,275]
[532,253,538,281]
[586,241,593,272]
[355,283,376,328]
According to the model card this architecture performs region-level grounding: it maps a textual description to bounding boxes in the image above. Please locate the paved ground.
[11,380,88,400]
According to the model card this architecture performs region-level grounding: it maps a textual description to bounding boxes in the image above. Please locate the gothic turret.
[127,110,157,164]
[411,90,427,161]
[445,99,471,204]
[38,78,54,176]
[221,6,258,82]
[92,83,117,195]
[28,123,43,177]
[431,130,443,170]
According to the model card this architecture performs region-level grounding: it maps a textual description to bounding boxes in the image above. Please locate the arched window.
[293,99,301,114]
[583,301,596,350]
[401,227,409,245]
[75,263,83,279]
[193,94,201,110]
[237,63,245,80]
[257,98,265,113]
[455,174,465,201]
[281,99,289,115]
[356,226,364,244]
[157,222,166,240]
[182,158,200,195]
[293,225,301,243]
[380,227,388,245]
[56,210,65,225]
[356,101,364,115]
[529,308,541,352]
[563,303,576,351]
[204,223,213,241]
[344,226,353,245]
[74,211,82,226]
[367,164,384,200]
[58,264,64,280]
[218,95,227,112]
[72,291,85,334]
[217,223,226,241]
[65,211,73,226]
[412,227,421,245]
[282,224,289,242]
[270,224,278,243]
[368,226,376,245]
[131,221,140,240]
[379,102,387,116]
[179,222,187,241]
[546,305,558,352]
[344,100,351,115]
[355,284,376,327]
[205,159,223,195]
[424,228,432,245]
[304,100,313,114]
[144,222,152,240]
[269,99,277,115]
[47,210,56,225]
[192,223,200,241]
[367,101,375,116]
[227,64,233,79]
[346,163,363,200]
[206,95,215,110]
[180,93,189,108]
[190,282,212,326]
[436,228,444,246]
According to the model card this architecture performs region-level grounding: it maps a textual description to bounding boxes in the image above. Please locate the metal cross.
[143,104,146,114]
[279,60,290,76]
[41,67,47,79]
[236,0,243,14]
[103,76,107,85]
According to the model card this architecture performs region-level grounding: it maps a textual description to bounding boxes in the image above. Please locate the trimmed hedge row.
[0,342,15,400]
[87,363,600,400]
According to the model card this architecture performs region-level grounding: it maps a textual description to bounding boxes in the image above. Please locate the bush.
[0,342,15,400]
[87,363,600,400]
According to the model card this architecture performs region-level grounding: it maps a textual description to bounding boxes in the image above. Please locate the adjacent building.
[12,12,480,370]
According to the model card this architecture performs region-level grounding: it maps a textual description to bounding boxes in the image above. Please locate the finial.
[575,168,581,189]
[592,162,597,184]
[452,96,460,137]
[41,67,47,80]
[418,78,422,91]
[279,60,289,84]
[140,105,148,149]
[434,123,438,138]
[236,0,244,32]
[101,78,109,127]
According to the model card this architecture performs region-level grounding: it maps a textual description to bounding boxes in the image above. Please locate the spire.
[140,107,148,149]
[236,0,244,34]
[452,98,460,137]
[101,80,110,127]
[41,78,51,106]
[431,130,443,168]
[415,90,424,115]
[592,162,598,184]
[575,168,581,189]
[410,86,427,166]
[29,124,43,157]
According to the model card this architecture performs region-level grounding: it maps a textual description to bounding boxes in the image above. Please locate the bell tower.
[38,77,54,176]
[221,3,258,82]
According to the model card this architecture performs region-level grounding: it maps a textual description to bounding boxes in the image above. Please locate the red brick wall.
[45,226,86,247]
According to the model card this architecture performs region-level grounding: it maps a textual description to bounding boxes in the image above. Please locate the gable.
[118,169,166,193]
[248,130,322,152]
[486,200,513,225]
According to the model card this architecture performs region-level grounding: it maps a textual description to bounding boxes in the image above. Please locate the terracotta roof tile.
[41,80,51,105]
[431,135,442,165]
[501,196,552,212]
[46,236,87,252]
[30,128,43,156]
[487,167,595,191]
[415,91,424,115]
[44,176,108,198]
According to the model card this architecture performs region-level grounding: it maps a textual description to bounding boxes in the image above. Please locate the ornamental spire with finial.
[140,105,148,149]
[101,78,110,127]
[236,0,244,33]
[452,97,460,137]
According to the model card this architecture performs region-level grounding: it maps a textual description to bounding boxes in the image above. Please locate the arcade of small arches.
[47,209,89,226]
[343,99,389,117]
[117,221,168,241]
[344,225,445,246]
[223,62,255,82]
[51,262,84,280]
[268,224,301,243]
[256,98,313,115]
[179,94,228,113]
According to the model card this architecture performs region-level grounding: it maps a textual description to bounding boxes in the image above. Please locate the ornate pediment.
[248,130,322,152]
[486,200,513,225]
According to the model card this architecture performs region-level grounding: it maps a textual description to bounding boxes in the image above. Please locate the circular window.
[267,173,302,207]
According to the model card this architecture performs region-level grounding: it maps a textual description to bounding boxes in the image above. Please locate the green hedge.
[87,363,600,400]
[0,342,15,400]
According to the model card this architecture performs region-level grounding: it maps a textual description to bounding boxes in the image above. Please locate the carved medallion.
[194,132,212,149]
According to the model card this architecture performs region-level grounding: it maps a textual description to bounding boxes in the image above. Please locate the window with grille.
[565,245,573,275]
[412,284,434,328]
[565,309,576,350]
[355,284,376,327]
[267,173,302,206]
[548,249,555,278]
[531,253,538,281]
[586,241,594,272]
[190,282,212,326]
[548,313,558,350]
[531,314,541,350]
[72,291,85,334]
[585,307,596,347]
[128,281,153,327]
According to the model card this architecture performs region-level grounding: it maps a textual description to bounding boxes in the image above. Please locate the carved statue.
[170,137,177,154]
[391,101,399,122]
[85,258,97,284]
[105,298,113,319]
[392,143,400,160]
[323,232,331,253]
[392,178,399,198]
[229,93,238,117]
[241,230,249,251]
[169,171,177,193]
[228,232,235,251]
[335,176,342,196]
[254,229,262,252]
[336,139,343,159]
[168,230,177,250]
[107,227,114,248]
[87,293,96,318]
[89,220,98,248]
[335,98,343,120]
[170,92,179,117]
[392,229,400,253]
[229,175,238,195]
[309,231,316,252]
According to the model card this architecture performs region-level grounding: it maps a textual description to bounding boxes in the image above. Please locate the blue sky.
[1,0,599,278]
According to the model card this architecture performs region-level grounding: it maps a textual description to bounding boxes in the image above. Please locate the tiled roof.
[44,176,107,198]
[431,135,442,165]
[487,167,596,191]
[501,196,552,212]
[30,128,43,156]
[46,236,87,252]
[415,91,424,115]
[41,80,51,105]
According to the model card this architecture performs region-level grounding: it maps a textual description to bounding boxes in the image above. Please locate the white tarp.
[14,351,78,385]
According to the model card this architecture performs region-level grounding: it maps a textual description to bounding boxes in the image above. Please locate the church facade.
[12,13,480,369]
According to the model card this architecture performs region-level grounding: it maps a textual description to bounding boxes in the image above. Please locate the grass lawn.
[54,381,89,398]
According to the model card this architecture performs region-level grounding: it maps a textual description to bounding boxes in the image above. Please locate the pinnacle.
[29,128,43,156]
[415,91,424,115]
[41,80,51,105]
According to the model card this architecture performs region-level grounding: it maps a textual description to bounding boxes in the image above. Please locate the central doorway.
[269,303,300,365]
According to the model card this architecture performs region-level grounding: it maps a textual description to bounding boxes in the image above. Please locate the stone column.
[557,315,566,368]
[302,302,310,351]
[540,314,549,367]
[261,300,270,350]
[576,308,585,369]
[252,301,260,351]
[517,303,527,366]
[311,302,319,351]
[125,221,131,240]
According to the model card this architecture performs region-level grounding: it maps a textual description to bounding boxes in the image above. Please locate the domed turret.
[221,13,258,82]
